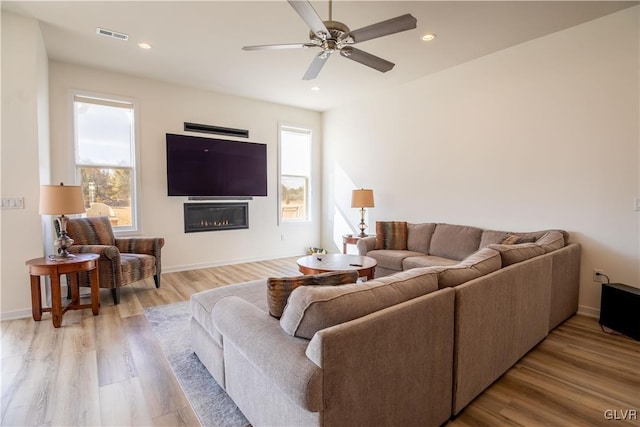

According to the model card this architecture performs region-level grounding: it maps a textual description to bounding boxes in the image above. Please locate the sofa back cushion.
[480,229,569,248]
[267,271,359,318]
[487,243,545,267]
[375,221,408,250]
[535,231,565,253]
[429,224,483,261]
[437,248,502,288]
[406,223,436,254]
[280,268,439,339]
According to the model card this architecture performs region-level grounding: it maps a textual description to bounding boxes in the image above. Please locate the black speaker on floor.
[599,283,640,341]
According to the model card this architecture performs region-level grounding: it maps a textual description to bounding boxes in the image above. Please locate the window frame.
[278,123,312,224]
[72,91,141,235]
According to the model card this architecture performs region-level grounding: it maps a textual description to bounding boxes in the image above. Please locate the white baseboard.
[1,308,33,322]
[577,305,600,319]
[162,252,302,274]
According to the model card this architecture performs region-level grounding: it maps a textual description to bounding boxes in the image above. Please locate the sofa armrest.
[305,288,455,427]
[452,255,552,414]
[355,236,376,255]
[212,296,322,411]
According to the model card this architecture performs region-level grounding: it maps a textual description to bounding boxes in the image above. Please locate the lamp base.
[358,208,368,237]
[49,252,76,260]
[53,216,75,258]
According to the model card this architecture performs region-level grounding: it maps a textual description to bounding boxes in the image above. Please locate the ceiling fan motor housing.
[310,20,352,50]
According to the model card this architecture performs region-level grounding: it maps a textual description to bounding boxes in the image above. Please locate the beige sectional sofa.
[190,222,581,426]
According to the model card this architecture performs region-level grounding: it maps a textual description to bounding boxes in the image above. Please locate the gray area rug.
[145,301,250,427]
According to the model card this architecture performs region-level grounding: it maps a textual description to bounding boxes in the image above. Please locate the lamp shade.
[351,189,375,208]
[39,183,86,215]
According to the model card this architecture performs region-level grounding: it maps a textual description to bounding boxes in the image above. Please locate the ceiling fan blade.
[243,43,317,51]
[303,51,331,80]
[340,47,394,73]
[347,14,417,44]
[287,0,330,40]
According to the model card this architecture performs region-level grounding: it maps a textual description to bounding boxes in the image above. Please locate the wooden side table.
[342,234,373,254]
[26,253,100,328]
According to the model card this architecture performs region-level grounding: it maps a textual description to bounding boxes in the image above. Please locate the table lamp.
[39,183,86,258]
[351,188,375,237]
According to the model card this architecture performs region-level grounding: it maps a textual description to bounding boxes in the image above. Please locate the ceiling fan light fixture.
[138,42,152,49]
[422,33,437,42]
[311,86,320,91]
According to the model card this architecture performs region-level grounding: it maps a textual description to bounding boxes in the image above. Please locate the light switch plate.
[1,197,25,209]
[635,198,640,211]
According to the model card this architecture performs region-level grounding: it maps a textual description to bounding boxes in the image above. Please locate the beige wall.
[3,6,638,319]
[1,12,322,318]
[48,62,322,273]
[322,6,640,315]
[1,11,51,319]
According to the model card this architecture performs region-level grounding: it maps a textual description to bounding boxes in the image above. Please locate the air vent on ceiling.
[96,27,129,41]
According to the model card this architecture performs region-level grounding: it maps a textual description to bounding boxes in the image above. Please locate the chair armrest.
[69,244,119,260]
[115,237,164,257]
[212,296,322,411]
[356,236,376,255]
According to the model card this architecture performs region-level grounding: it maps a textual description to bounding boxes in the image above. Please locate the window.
[73,94,138,232]
[279,125,312,222]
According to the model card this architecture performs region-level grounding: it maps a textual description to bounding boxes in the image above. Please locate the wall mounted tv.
[166,133,267,197]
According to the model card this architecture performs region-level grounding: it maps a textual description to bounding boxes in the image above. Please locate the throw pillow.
[502,234,520,245]
[374,221,408,250]
[502,234,536,245]
[267,271,359,318]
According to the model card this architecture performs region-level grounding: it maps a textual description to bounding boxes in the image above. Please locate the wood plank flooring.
[2,257,639,426]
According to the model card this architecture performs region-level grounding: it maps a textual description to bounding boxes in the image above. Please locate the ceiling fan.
[242,0,417,80]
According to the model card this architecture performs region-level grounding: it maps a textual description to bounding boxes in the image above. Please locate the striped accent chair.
[56,216,165,304]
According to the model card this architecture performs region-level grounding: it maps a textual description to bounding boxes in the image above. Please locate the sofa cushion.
[267,271,359,318]
[406,223,436,254]
[280,268,439,339]
[480,229,570,248]
[429,224,483,261]
[190,279,268,347]
[402,255,459,270]
[535,231,565,253]
[375,221,408,250]
[501,234,521,245]
[367,249,425,271]
[437,248,501,288]
[487,243,545,267]
[479,230,512,248]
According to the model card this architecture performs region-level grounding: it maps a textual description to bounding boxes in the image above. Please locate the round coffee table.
[296,254,377,281]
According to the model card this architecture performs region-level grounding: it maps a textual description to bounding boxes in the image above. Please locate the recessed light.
[311,86,320,91]
[422,33,436,42]
[138,42,152,49]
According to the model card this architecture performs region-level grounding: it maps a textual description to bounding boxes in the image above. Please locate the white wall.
[322,7,640,315]
[48,62,322,274]
[1,12,51,319]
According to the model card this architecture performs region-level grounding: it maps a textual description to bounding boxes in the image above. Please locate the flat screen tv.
[166,133,267,197]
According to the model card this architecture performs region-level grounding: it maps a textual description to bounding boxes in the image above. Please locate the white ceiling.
[3,1,637,111]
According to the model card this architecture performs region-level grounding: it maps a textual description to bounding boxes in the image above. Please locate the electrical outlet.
[593,269,605,283]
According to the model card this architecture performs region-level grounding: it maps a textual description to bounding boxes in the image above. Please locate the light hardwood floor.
[2,257,639,426]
